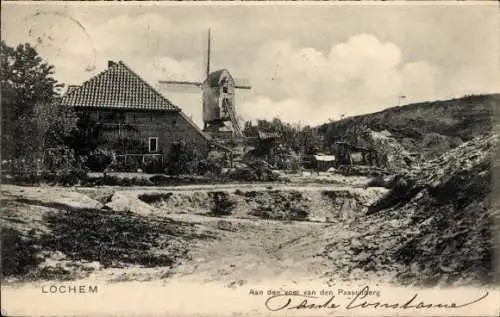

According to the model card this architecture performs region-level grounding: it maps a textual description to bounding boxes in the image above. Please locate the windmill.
[159,28,251,140]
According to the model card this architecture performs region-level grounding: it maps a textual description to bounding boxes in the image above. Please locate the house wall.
[77,108,210,157]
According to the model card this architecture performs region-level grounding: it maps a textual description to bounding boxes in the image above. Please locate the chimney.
[108,60,116,68]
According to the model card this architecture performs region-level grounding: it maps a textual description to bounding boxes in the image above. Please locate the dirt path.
[167,213,340,285]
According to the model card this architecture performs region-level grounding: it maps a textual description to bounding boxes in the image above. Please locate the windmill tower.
[159,28,251,141]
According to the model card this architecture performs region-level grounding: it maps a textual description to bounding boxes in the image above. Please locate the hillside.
[318,94,500,161]
[324,131,499,286]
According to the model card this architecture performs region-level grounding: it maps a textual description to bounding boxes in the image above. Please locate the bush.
[166,141,205,176]
[111,158,140,172]
[42,169,88,186]
[83,175,152,187]
[85,148,115,172]
[209,191,235,216]
[288,157,301,174]
[3,146,88,186]
[143,156,164,174]
[227,167,259,182]
[203,159,224,175]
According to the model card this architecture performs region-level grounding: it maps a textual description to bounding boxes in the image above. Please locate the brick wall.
[78,108,210,157]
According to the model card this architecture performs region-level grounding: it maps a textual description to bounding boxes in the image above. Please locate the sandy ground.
[1,176,388,286]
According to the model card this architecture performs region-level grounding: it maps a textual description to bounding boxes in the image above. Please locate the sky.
[2,1,499,127]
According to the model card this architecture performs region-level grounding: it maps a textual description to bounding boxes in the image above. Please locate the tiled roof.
[65,85,80,94]
[60,61,179,111]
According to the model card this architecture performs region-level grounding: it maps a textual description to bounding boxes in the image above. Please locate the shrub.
[288,157,301,174]
[143,156,164,174]
[43,169,88,186]
[112,158,140,172]
[4,146,87,186]
[85,148,115,172]
[197,152,226,176]
[209,191,235,216]
[166,141,205,176]
[227,167,259,182]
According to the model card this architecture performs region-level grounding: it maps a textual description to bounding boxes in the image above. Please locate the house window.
[222,86,228,94]
[148,137,158,152]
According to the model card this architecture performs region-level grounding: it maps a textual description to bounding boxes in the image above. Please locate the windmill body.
[203,69,235,129]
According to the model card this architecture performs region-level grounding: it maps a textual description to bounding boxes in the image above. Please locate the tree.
[1,41,63,115]
[296,125,322,154]
[18,102,78,174]
[1,41,76,176]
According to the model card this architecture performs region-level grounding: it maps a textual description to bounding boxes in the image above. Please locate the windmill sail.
[206,27,211,78]
[234,78,252,89]
[157,80,202,93]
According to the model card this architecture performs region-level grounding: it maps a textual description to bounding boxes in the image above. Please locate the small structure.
[242,130,281,166]
[335,141,387,168]
[313,154,336,172]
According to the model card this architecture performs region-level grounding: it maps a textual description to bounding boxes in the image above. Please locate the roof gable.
[60,61,179,111]
[204,69,234,87]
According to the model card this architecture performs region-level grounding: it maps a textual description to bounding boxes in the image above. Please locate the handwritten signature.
[264,286,489,311]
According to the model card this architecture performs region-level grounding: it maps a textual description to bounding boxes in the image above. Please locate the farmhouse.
[60,60,214,169]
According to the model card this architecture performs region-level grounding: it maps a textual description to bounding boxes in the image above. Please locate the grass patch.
[2,199,216,279]
[2,227,42,276]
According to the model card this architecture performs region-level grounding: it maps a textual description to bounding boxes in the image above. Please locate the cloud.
[241,34,444,124]
[400,61,439,100]
[134,56,202,82]
[239,96,338,127]
[4,6,496,127]
[444,66,500,98]
[90,13,175,54]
